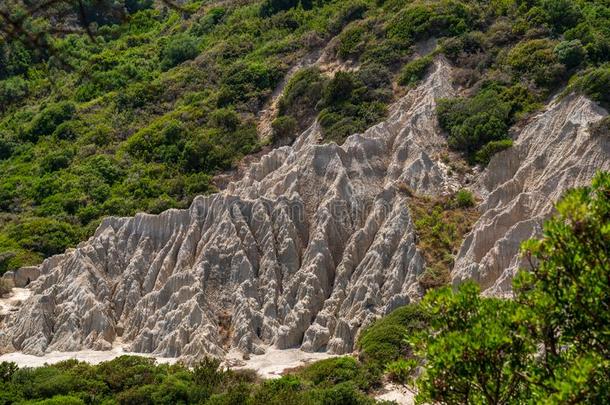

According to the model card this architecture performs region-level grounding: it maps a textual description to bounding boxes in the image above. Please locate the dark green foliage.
[570,65,610,109]
[271,115,297,143]
[0,76,28,110]
[437,88,511,158]
[0,354,377,404]
[453,188,474,208]
[358,304,430,368]
[260,0,312,18]
[337,24,367,60]
[415,283,536,403]
[398,55,432,86]
[7,218,80,257]
[385,359,417,384]
[554,39,586,69]
[0,41,31,79]
[160,34,200,70]
[387,4,433,41]
[507,39,565,89]
[25,102,76,142]
[318,70,388,144]
[475,139,513,165]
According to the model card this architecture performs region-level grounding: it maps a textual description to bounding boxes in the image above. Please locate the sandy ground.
[0,342,179,368]
[0,342,335,378]
[0,288,32,316]
[374,383,417,404]
[223,347,337,379]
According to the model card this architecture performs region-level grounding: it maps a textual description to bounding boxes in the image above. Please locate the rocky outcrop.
[2,266,41,288]
[0,59,458,361]
[0,58,607,361]
[452,93,609,295]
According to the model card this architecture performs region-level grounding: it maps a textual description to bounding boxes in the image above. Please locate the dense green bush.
[475,138,513,165]
[24,102,76,142]
[554,39,586,69]
[7,218,80,257]
[398,55,432,86]
[337,24,367,59]
[271,115,297,142]
[437,87,511,158]
[160,34,200,70]
[507,39,565,89]
[358,304,430,367]
[453,188,474,208]
[570,65,610,109]
[0,76,28,110]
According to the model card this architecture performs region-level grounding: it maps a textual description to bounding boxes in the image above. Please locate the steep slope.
[1,57,608,362]
[453,94,609,294]
[0,59,456,361]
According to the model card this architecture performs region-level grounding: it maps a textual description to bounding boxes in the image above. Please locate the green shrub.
[540,0,582,33]
[32,395,86,405]
[40,149,74,173]
[260,0,305,17]
[398,55,433,86]
[337,24,367,60]
[160,34,200,70]
[7,218,80,257]
[0,41,31,79]
[554,40,586,69]
[278,68,326,129]
[25,102,76,142]
[299,357,361,388]
[358,304,430,367]
[0,76,28,110]
[191,7,226,36]
[385,359,417,384]
[52,121,84,141]
[387,4,433,41]
[453,188,475,208]
[438,88,511,157]
[0,361,18,382]
[271,115,297,142]
[507,39,565,89]
[329,1,369,34]
[357,62,392,91]
[570,65,610,109]
[475,139,513,165]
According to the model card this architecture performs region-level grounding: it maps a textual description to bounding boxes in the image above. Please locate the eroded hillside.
[1,58,607,362]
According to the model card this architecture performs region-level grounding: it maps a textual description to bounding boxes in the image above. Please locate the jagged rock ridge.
[0,59,456,361]
[1,59,608,362]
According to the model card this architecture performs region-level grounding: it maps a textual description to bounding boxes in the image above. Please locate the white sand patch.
[0,340,178,368]
[374,383,417,405]
[0,288,32,316]
[0,344,335,377]
[224,347,337,379]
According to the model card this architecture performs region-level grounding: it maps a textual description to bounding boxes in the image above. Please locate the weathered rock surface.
[452,93,609,294]
[0,59,457,361]
[0,58,607,361]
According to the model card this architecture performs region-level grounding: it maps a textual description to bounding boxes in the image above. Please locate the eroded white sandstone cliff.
[452,93,610,295]
[0,58,607,362]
